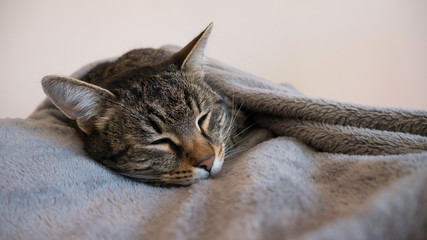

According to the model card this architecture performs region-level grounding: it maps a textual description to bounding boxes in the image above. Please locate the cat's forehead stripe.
[147,117,162,134]
[145,104,167,123]
[183,93,194,111]
[193,95,202,113]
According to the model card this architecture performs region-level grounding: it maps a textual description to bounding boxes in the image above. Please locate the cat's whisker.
[220,114,234,143]
[202,79,216,89]
[241,111,255,123]
[224,136,250,155]
[224,132,252,154]
[223,105,248,151]
[222,100,245,143]
[233,122,257,139]
[224,92,238,130]
[224,148,251,159]
[225,121,257,150]
[222,122,235,144]
[222,120,234,141]
[225,150,246,159]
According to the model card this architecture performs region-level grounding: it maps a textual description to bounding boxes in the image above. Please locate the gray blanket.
[1,46,426,240]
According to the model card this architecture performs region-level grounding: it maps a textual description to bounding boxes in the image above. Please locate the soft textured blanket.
[1,46,426,240]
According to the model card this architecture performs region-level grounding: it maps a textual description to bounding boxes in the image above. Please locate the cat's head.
[42,24,232,186]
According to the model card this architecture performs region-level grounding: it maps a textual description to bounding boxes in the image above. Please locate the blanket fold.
[255,117,427,155]
[202,58,427,155]
[1,47,426,240]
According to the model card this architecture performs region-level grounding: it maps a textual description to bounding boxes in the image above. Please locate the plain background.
[1,0,426,118]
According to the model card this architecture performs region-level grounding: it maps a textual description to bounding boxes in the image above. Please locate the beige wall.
[1,0,426,118]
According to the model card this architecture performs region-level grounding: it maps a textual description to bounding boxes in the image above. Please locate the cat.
[41,23,248,186]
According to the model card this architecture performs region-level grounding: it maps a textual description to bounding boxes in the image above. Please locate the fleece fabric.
[1,46,426,240]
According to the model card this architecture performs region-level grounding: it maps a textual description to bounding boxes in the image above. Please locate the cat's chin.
[191,157,224,182]
[192,167,210,182]
[209,157,224,176]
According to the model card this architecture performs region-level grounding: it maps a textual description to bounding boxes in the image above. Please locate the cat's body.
[42,24,247,186]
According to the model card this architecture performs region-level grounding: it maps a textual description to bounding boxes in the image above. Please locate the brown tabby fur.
[42,24,248,186]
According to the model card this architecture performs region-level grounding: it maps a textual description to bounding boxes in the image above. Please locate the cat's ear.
[42,75,115,130]
[171,23,213,72]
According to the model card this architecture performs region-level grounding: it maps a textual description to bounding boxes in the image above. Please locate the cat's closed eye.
[149,138,180,154]
[197,113,209,131]
[197,112,213,142]
[151,138,177,147]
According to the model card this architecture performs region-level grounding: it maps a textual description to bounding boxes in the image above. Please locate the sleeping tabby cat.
[42,23,247,186]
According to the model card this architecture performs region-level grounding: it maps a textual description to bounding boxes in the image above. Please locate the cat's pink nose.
[197,154,215,172]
